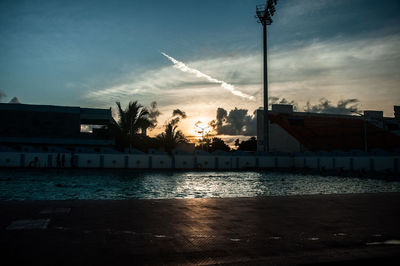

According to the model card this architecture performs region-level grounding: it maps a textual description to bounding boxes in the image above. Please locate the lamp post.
[256,0,278,152]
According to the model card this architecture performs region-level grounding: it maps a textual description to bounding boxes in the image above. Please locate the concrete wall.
[150,155,172,169]
[174,155,194,169]
[215,156,233,169]
[76,154,100,168]
[0,152,20,167]
[257,110,303,153]
[128,155,149,169]
[195,156,215,169]
[1,151,399,174]
[258,156,276,168]
[103,154,125,169]
[237,156,256,168]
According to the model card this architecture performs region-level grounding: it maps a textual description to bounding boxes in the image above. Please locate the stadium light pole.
[352,111,368,153]
[256,0,278,152]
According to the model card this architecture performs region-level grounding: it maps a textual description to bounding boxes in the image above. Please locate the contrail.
[161,52,255,101]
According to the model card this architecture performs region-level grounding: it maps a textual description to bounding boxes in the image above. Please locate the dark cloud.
[0,90,5,102]
[147,101,161,130]
[172,109,187,119]
[210,107,256,136]
[209,97,361,136]
[269,97,298,111]
[304,98,360,115]
[169,109,187,126]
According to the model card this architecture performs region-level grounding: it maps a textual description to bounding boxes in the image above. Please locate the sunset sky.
[1,0,399,140]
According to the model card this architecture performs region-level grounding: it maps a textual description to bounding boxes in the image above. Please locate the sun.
[193,120,211,139]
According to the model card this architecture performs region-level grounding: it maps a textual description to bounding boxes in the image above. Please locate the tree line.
[105,100,257,153]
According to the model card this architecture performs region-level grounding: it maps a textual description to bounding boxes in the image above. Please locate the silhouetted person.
[70,152,75,168]
[29,157,39,168]
[61,154,65,168]
[56,153,61,168]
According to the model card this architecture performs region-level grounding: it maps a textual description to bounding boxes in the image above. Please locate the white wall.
[103,154,125,168]
[258,156,276,168]
[150,155,172,169]
[128,155,149,168]
[257,110,303,153]
[1,151,399,173]
[237,156,256,168]
[304,157,318,169]
[334,157,351,171]
[195,156,215,169]
[215,156,232,169]
[374,157,396,172]
[76,154,100,168]
[0,152,20,167]
[293,157,305,168]
[353,157,371,171]
[174,155,194,169]
[319,157,334,170]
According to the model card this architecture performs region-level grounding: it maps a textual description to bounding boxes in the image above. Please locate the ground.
[1,193,400,265]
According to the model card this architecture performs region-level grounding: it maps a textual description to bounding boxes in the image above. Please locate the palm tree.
[157,122,188,153]
[115,101,154,149]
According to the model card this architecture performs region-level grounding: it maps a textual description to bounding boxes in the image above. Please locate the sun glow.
[193,120,211,140]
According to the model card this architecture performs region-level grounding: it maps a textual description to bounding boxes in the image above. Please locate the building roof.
[269,113,400,152]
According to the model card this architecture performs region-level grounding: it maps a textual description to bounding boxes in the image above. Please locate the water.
[0,169,399,200]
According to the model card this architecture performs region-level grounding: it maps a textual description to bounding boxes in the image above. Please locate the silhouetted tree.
[112,100,156,150]
[116,101,152,135]
[234,138,240,147]
[237,137,257,152]
[209,137,230,153]
[157,122,188,153]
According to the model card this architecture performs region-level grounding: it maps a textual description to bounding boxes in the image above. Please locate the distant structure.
[257,104,400,153]
[256,0,278,152]
[0,103,114,147]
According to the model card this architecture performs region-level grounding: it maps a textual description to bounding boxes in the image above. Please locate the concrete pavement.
[1,193,400,265]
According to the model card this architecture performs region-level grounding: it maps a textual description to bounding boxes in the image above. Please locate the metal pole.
[130,117,132,152]
[363,117,368,153]
[263,23,269,152]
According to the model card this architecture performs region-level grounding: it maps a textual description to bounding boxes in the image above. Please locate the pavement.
[1,193,400,265]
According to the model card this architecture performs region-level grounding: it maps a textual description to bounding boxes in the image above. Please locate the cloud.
[304,98,360,115]
[161,52,255,101]
[147,101,161,130]
[172,109,187,119]
[210,107,256,136]
[168,108,187,127]
[84,32,400,119]
[268,33,400,115]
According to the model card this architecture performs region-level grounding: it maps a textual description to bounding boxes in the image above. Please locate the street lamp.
[256,0,278,152]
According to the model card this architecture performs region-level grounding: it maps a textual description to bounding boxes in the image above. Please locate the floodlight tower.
[256,0,278,152]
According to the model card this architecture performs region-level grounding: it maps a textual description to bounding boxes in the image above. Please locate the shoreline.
[1,193,399,265]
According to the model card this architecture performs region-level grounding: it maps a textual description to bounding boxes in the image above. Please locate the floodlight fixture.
[256,0,278,26]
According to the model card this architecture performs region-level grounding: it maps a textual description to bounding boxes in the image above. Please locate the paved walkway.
[1,193,400,265]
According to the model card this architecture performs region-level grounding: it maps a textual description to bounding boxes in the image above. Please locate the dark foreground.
[1,193,400,265]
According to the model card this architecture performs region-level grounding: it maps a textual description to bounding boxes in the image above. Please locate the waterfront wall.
[0,150,399,174]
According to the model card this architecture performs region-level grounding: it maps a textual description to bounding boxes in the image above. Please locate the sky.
[1,0,400,139]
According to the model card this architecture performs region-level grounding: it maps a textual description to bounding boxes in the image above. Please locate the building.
[257,104,400,153]
[0,103,114,147]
